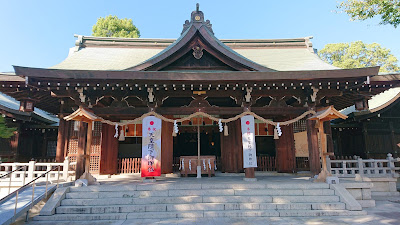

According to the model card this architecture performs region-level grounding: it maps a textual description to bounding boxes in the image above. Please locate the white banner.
[241,115,257,168]
[141,116,162,177]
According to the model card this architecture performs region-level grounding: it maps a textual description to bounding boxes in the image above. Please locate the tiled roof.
[51,36,338,71]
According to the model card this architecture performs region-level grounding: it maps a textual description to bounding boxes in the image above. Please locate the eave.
[14,66,380,81]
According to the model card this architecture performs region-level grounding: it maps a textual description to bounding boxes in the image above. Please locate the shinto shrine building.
[1,6,399,179]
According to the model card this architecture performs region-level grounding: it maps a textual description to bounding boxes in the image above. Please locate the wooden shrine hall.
[1,5,399,179]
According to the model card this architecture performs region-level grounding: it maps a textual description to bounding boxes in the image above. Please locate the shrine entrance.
[173,121,221,176]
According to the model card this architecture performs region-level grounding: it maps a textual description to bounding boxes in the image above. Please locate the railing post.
[387,153,395,175]
[357,157,364,176]
[45,172,49,198]
[57,165,60,189]
[326,156,331,173]
[22,166,27,186]
[63,157,69,181]
[342,160,347,176]
[27,160,35,182]
[14,190,19,219]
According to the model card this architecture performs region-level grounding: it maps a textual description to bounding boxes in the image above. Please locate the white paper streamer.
[276,122,282,137]
[214,160,217,170]
[218,119,223,132]
[182,158,184,171]
[179,159,182,170]
[173,120,179,134]
[114,124,119,138]
[208,159,211,170]
[366,76,370,85]
[203,159,206,170]
[189,160,192,171]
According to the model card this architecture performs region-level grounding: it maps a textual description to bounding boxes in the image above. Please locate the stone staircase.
[32,181,366,221]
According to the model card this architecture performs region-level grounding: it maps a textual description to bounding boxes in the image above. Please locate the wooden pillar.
[324,121,334,153]
[56,119,67,162]
[275,123,295,173]
[75,121,87,180]
[220,120,243,173]
[85,121,93,173]
[245,167,255,178]
[306,119,320,176]
[63,121,71,159]
[389,121,397,155]
[99,124,119,174]
[161,120,173,174]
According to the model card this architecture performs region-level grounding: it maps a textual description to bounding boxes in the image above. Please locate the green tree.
[319,41,399,72]
[338,0,400,28]
[0,116,16,138]
[92,15,140,38]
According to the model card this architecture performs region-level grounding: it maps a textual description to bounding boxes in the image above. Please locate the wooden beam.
[91,106,308,117]
[17,66,380,81]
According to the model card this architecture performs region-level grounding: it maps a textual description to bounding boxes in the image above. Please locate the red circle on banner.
[246,121,250,125]
[150,121,154,125]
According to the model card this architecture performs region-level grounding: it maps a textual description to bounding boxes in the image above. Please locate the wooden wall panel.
[220,120,243,173]
[99,124,119,175]
[161,120,173,174]
[275,124,295,173]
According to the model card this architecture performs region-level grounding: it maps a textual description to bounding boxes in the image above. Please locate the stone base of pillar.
[79,172,100,185]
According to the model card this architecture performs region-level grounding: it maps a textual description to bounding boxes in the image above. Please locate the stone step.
[65,188,336,199]
[34,209,366,221]
[68,183,330,192]
[61,196,203,206]
[56,203,346,214]
[271,195,340,203]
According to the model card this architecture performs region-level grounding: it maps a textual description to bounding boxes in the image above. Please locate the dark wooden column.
[323,121,334,153]
[161,120,174,174]
[99,124,119,175]
[221,119,243,173]
[56,119,68,162]
[63,121,71,159]
[306,119,320,176]
[75,121,87,180]
[275,123,296,173]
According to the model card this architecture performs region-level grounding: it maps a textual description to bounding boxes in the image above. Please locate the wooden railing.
[118,156,277,174]
[295,157,310,171]
[328,153,400,177]
[117,158,141,174]
[256,156,276,171]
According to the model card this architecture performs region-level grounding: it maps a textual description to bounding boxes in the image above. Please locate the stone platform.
[29,174,368,222]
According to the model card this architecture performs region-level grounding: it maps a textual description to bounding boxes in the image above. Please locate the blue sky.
[0,0,399,72]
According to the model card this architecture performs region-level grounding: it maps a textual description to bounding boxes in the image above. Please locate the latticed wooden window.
[293,119,307,133]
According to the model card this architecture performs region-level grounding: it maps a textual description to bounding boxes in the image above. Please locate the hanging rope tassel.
[224,124,229,136]
[118,129,125,141]
[274,127,279,139]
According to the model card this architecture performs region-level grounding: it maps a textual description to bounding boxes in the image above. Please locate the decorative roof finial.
[182,4,213,34]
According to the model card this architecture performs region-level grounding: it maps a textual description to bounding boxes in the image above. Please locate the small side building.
[0,73,59,162]
[333,76,400,159]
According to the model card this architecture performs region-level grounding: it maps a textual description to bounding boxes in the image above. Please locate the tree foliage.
[338,0,400,28]
[0,116,16,139]
[319,41,399,72]
[92,15,140,38]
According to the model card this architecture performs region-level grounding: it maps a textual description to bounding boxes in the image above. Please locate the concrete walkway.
[0,184,55,225]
